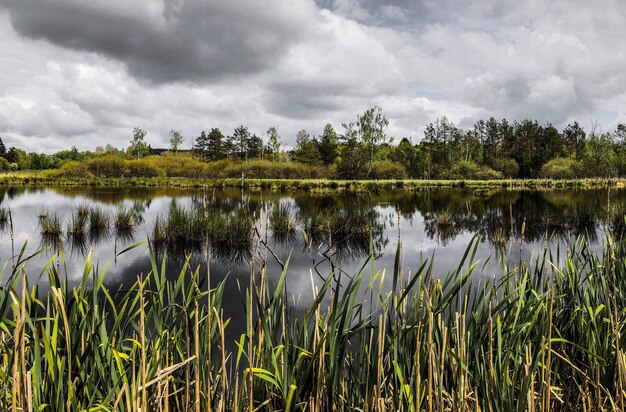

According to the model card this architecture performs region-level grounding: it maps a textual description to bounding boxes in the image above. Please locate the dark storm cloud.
[2,0,310,84]
[2,0,626,151]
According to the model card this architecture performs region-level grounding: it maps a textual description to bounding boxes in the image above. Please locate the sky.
[0,0,625,153]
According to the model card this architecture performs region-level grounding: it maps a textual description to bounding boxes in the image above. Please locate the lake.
[0,185,622,337]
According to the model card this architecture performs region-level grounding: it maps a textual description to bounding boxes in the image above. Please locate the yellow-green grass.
[2,230,626,410]
[0,171,625,192]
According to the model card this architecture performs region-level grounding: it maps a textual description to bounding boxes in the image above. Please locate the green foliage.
[370,160,407,179]
[340,104,390,177]
[6,232,626,409]
[128,127,150,159]
[318,123,338,165]
[54,161,94,178]
[492,157,519,178]
[266,126,281,161]
[539,157,583,179]
[0,156,10,172]
[168,129,184,153]
[447,160,502,180]
[292,129,320,164]
[221,159,326,179]
[87,155,129,177]
[127,159,166,178]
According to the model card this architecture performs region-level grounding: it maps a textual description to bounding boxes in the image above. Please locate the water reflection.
[0,185,623,291]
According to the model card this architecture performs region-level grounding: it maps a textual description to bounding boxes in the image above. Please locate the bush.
[205,159,328,179]
[149,154,208,178]
[447,161,502,180]
[539,158,583,179]
[493,158,519,178]
[0,157,10,172]
[127,159,166,178]
[54,161,94,178]
[370,161,407,179]
[87,155,128,178]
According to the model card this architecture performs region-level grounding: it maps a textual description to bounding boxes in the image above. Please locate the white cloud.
[1,0,626,153]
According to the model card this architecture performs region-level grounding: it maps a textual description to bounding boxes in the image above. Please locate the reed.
[88,207,109,234]
[2,230,626,410]
[39,213,63,236]
[67,207,89,238]
[269,202,296,234]
[114,205,137,236]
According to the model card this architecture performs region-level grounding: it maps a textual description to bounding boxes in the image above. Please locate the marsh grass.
[10,197,626,411]
[435,209,453,227]
[39,213,62,237]
[490,227,510,248]
[4,231,626,410]
[150,204,255,259]
[114,205,138,238]
[269,202,296,235]
[39,213,63,250]
[89,207,110,243]
[67,207,89,238]
[36,208,48,222]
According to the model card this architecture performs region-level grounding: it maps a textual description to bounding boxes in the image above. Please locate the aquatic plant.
[490,227,510,248]
[39,213,63,236]
[36,208,48,222]
[270,202,297,234]
[114,205,137,235]
[67,207,89,238]
[3,233,626,410]
[88,207,109,233]
[435,209,453,227]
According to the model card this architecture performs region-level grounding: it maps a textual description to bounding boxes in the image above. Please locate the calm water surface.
[1,185,623,340]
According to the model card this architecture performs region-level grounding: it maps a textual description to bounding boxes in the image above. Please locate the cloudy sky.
[0,0,625,153]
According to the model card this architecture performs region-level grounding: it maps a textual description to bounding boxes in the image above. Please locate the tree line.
[2,105,626,180]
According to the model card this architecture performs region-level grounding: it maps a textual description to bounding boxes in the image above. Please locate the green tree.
[129,127,150,159]
[355,104,389,177]
[583,130,615,177]
[318,124,338,165]
[169,130,184,154]
[231,125,251,161]
[563,122,586,159]
[292,130,320,164]
[193,131,210,161]
[389,137,420,177]
[0,137,6,156]
[247,134,263,159]
[267,127,281,161]
[422,117,459,176]
[207,128,226,161]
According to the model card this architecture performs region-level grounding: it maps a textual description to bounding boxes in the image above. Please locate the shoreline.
[0,173,625,191]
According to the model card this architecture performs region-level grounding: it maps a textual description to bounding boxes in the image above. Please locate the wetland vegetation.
[0,184,624,410]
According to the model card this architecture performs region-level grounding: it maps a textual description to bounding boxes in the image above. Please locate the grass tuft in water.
[67,207,89,238]
[270,202,296,234]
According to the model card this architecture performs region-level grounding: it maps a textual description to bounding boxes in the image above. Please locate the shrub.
[370,160,407,179]
[149,154,208,178]
[539,157,583,179]
[87,155,128,178]
[221,159,327,179]
[492,158,519,178]
[127,159,166,178]
[447,161,502,180]
[54,161,94,178]
[0,157,10,172]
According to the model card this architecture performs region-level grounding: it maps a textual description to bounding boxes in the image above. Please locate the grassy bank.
[2,231,626,410]
[2,171,626,191]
